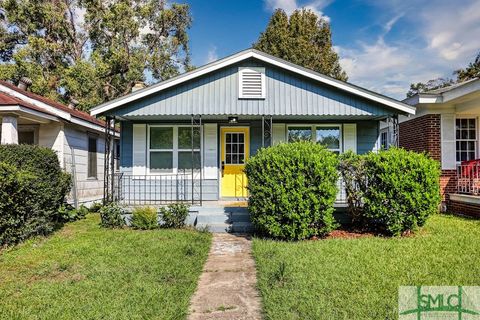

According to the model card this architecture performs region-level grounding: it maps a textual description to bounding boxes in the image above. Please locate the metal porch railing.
[113,172,202,206]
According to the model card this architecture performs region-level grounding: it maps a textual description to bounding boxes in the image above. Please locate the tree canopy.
[0,0,192,112]
[253,8,347,82]
[407,51,480,98]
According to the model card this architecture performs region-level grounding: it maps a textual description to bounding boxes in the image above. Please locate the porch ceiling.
[455,91,480,114]
[117,114,390,122]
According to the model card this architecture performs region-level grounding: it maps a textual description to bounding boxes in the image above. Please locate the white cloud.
[337,0,480,99]
[205,46,218,64]
[422,0,480,61]
[264,0,332,20]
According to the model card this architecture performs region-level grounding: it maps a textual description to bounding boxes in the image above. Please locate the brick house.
[398,78,480,218]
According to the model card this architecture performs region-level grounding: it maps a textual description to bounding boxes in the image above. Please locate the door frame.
[219,126,250,199]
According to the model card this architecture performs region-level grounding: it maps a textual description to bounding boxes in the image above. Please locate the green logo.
[399,286,480,319]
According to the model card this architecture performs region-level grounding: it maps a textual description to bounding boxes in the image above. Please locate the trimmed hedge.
[340,148,441,236]
[245,142,339,240]
[0,145,71,245]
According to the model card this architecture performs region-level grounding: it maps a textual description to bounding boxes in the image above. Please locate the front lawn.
[252,214,480,319]
[0,214,211,320]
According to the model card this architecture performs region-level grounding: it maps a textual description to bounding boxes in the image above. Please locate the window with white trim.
[456,118,477,162]
[148,125,201,173]
[287,125,342,153]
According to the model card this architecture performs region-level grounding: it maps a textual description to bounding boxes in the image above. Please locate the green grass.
[0,214,211,320]
[252,214,480,320]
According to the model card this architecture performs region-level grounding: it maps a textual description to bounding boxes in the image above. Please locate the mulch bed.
[325,229,375,239]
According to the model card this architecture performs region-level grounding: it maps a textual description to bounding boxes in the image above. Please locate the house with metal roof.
[91,49,414,230]
[0,79,119,206]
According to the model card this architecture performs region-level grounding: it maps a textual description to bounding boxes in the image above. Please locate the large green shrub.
[245,142,339,240]
[340,148,441,236]
[131,206,159,230]
[161,203,189,228]
[0,145,71,246]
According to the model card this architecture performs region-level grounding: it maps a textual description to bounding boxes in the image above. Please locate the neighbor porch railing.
[456,159,480,195]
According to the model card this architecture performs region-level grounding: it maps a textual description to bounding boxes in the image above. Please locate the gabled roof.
[91,48,415,116]
[404,77,480,106]
[0,80,106,128]
[427,78,478,94]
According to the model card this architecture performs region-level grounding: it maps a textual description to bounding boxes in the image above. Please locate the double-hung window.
[148,125,201,173]
[287,124,342,153]
[456,118,477,162]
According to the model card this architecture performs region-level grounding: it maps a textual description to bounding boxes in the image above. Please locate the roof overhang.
[404,78,480,106]
[0,105,59,123]
[91,49,415,117]
[0,83,113,135]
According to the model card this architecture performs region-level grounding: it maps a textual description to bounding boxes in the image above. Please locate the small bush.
[161,203,189,228]
[58,204,89,222]
[99,203,125,228]
[131,206,159,230]
[338,151,366,224]
[0,145,71,246]
[340,148,441,236]
[245,142,339,240]
[88,202,103,213]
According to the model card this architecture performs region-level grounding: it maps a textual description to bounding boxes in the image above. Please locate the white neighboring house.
[0,78,119,206]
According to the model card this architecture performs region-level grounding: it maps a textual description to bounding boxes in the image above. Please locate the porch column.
[1,115,18,144]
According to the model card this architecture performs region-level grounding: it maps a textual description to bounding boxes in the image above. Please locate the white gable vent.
[238,67,266,99]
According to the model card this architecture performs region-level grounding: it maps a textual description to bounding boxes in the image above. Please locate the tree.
[406,78,454,98]
[254,8,347,81]
[455,51,480,82]
[406,51,479,98]
[0,0,192,112]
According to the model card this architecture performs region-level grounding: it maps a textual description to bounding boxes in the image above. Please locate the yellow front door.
[220,127,249,198]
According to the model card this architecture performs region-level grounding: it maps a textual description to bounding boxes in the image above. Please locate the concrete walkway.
[188,233,262,320]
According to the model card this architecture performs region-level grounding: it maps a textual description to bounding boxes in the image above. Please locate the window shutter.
[238,67,265,99]
[441,114,456,169]
[132,124,147,175]
[272,123,286,145]
[203,123,218,179]
[343,124,357,153]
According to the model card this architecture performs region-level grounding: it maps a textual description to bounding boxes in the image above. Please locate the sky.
[180,0,480,100]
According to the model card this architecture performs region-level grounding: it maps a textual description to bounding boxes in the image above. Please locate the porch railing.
[113,172,347,206]
[113,172,202,206]
[456,159,480,195]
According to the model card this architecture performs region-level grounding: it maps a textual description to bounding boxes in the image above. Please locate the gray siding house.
[91,49,414,211]
[0,79,119,206]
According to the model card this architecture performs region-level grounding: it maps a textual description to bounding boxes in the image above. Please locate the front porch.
[448,160,480,218]
[109,113,372,208]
